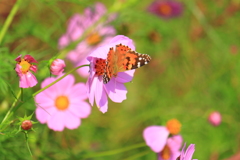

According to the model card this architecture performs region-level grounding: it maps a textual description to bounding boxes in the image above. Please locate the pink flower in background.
[86,35,135,113]
[58,2,116,77]
[208,111,221,126]
[177,143,197,160]
[15,55,38,88]
[148,0,183,19]
[35,74,91,131]
[158,135,183,160]
[50,59,66,75]
[143,126,182,160]
[143,120,182,160]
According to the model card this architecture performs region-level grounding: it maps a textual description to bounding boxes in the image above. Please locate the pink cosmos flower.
[35,74,91,131]
[58,2,116,77]
[15,55,38,88]
[50,59,66,75]
[208,111,221,126]
[177,143,197,160]
[148,0,183,19]
[86,35,135,113]
[143,126,183,160]
[143,120,183,160]
[158,135,183,160]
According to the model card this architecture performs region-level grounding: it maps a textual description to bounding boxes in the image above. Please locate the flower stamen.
[166,119,181,135]
[19,59,31,74]
[55,96,69,110]
[87,32,101,45]
[159,3,172,16]
[160,145,171,160]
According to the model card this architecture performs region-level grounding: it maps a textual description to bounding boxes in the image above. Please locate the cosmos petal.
[143,126,169,153]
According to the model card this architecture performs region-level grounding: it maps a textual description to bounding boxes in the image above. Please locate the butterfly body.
[95,44,151,84]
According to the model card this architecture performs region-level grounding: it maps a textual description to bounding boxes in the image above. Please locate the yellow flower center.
[159,3,172,16]
[86,32,101,45]
[166,119,181,135]
[55,96,69,110]
[19,59,31,74]
[160,145,171,160]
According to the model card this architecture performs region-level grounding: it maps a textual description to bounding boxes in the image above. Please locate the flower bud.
[208,111,221,126]
[21,120,33,130]
[50,59,66,75]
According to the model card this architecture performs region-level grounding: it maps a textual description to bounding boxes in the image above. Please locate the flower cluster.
[11,2,199,158]
[143,119,197,160]
[143,119,183,160]
[59,2,116,77]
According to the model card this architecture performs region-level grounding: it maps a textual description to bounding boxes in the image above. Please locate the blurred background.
[0,0,240,159]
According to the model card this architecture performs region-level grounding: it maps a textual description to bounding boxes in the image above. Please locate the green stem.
[21,88,23,101]
[82,143,146,158]
[0,0,22,45]
[32,64,89,97]
[24,132,33,157]
[0,90,21,129]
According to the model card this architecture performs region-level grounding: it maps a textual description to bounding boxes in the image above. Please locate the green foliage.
[0,0,240,159]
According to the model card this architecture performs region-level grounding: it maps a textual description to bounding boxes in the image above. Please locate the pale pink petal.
[95,80,108,113]
[95,2,106,16]
[67,14,82,33]
[58,35,70,49]
[88,35,135,59]
[143,126,169,153]
[47,111,65,132]
[36,107,57,124]
[75,57,90,77]
[68,101,91,118]
[53,74,75,96]
[184,144,195,160]
[40,77,58,99]
[167,135,183,160]
[68,83,88,100]
[63,110,81,129]
[35,92,54,108]
[168,135,183,152]
[104,78,127,103]
[19,72,38,88]
[87,76,98,106]
[98,92,108,113]
[109,35,135,50]
[98,25,116,36]
[116,70,135,83]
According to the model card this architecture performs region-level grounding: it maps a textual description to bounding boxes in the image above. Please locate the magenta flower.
[15,55,38,88]
[143,126,182,160]
[148,0,183,19]
[86,35,135,113]
[177,143,197,160]
[35,74,91,131]
[58,2,116,77]
[50,59,66,75]
[208,111,221,126]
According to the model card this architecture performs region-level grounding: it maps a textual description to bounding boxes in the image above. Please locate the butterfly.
[95,43,151,84]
